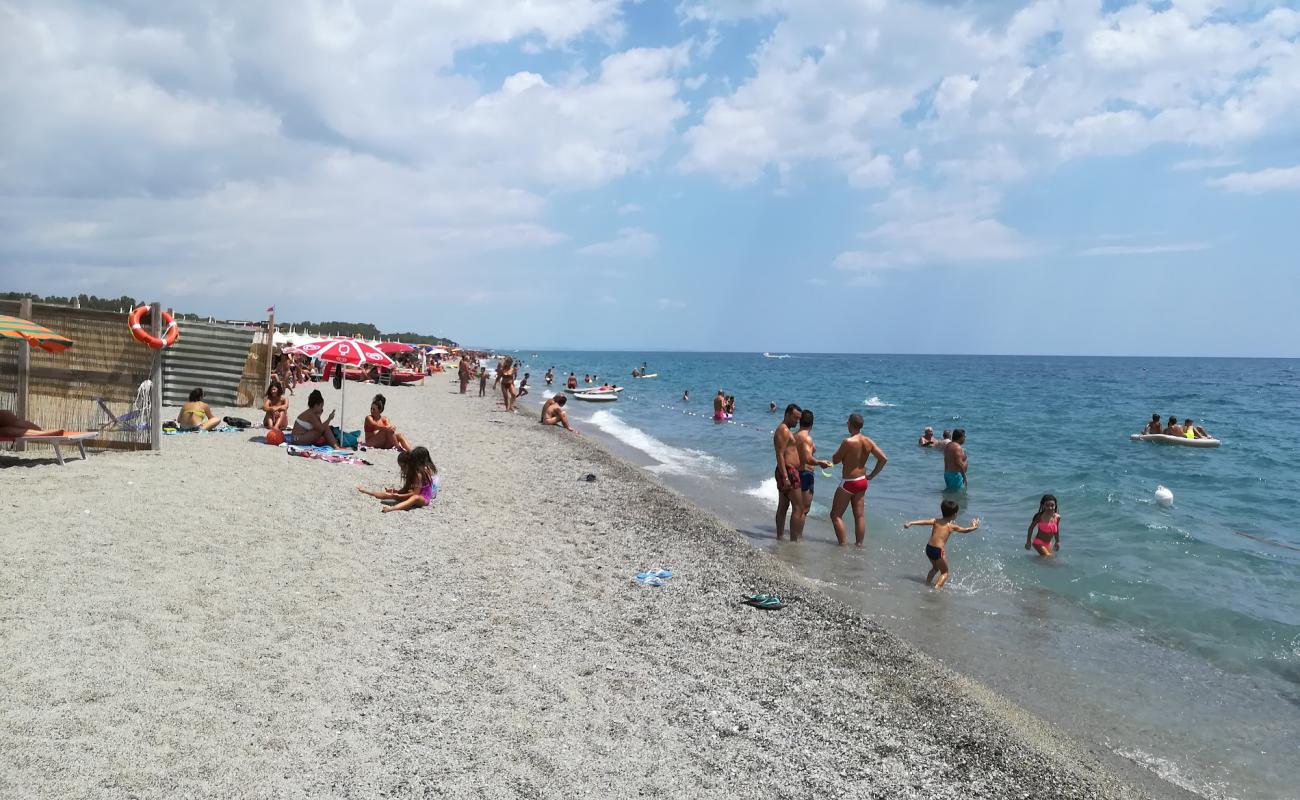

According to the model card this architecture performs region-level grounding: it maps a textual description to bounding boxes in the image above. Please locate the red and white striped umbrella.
[289,337,394,368]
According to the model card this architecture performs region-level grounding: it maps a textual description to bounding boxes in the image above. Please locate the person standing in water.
[905,499,980,589]
[1026,494,1060,557]
[773,403,805,540]
[566,372,578,390]
[795,409,832,519]
[681,390,690,402]
[545,367,554,386]
[943,429,968,491]
[713,390,727,422]
[829,412,888,547]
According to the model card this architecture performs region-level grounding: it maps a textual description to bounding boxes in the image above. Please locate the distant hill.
[0,292,458,348]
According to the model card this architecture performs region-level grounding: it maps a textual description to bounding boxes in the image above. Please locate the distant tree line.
[1,292,457,347]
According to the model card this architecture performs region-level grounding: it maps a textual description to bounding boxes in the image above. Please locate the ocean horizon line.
[471,347,1300,361]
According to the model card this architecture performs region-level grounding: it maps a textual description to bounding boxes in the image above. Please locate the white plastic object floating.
[1154,485,1174,508]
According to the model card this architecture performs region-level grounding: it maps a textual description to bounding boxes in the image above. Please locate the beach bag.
[223,416,252,429]
[331,426,361,449]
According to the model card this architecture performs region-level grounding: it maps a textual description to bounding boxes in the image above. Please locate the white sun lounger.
[0,432,97,465]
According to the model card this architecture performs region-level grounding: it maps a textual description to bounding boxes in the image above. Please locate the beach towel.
[164,425,241,435]
[286,444,371,465]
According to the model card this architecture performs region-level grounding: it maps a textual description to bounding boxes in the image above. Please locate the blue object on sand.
[634,569,673,586]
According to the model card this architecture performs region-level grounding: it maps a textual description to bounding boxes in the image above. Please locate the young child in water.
[358,447,438,513]
[904,499,980,589]
[1026,494,1060,557]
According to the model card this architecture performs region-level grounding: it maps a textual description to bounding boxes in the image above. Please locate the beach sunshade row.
[0,314,74,353]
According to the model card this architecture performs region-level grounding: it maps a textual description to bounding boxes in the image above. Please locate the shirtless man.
[1162,416,1185,437]
[540,394,577,432]
[830,412,888,546]
[943,429,968,491]
[545,368,554,386]
[918,427,937,447]
[773,403,805,540]
[795,409,831,518]
[566,372,578,390]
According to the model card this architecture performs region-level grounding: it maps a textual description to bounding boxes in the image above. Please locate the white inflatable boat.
[573,391,618,402]
[1130,433,1220,448]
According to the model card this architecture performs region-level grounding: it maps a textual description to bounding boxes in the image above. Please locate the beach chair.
[96,398,148,432]
[0,432,97,465]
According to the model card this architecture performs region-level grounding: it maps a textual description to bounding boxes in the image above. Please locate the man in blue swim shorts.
[942,428,968,491]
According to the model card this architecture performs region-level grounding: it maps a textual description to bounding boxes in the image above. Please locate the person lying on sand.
[0,410,63,438]
[905,499,980,590]
[364,393,412,452]
[541,394,577,432]
[293,389,340,447]
[177,388,223,431]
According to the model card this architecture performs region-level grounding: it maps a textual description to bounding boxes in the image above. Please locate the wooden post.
[14,297,31,452]
[149,302,163,451]
[263,308,276,392]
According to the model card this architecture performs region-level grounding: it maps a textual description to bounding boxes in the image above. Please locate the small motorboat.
[1130,433,1220,448]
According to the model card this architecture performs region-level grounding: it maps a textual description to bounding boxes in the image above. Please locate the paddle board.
[1130,433,1220,448]
[573,392,618,402]
[635,373,658,379]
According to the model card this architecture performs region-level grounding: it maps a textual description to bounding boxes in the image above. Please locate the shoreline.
[2,380,1177,797]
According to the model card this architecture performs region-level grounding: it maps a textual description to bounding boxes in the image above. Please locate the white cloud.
[657,297,686,309]
[577,227,659,258]
[1080,242,1212,257]
[834,188,1037,275]
[1207,165,1300,193]
[0,1,696,303]
[1172,156,1242,172]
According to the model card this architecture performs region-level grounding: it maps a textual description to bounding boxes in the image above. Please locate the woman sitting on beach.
[0,410,62,438]
[293,389,339,447]
[262,382,290,430]
[177,388,223,431]
[364,393,412,451]
[357,446,437,512]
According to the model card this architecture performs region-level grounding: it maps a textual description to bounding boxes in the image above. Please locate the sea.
[506,351,1298,799]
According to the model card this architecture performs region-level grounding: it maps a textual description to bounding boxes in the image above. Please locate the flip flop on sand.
[742,593,787,610]
[634,569,673,586]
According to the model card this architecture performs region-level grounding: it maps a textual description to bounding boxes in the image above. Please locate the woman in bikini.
[363,393,412,451]
[0,410,62,438]
[293,389,339,447]
[1026,494,1061,557]
[177,388,223,431]
[498,356,517,412]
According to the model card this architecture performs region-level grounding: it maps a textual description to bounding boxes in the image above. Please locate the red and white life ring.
[128,305,180,349]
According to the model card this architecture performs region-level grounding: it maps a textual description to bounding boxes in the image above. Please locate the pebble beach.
[0,378,1174,799]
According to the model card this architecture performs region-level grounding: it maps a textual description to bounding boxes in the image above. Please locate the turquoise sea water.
[510,352,1298,799]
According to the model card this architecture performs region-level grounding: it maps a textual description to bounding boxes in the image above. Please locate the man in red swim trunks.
[773,403,805,540]
[830,412,888,547]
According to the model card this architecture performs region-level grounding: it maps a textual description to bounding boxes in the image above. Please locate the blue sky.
[1,0,1298,356]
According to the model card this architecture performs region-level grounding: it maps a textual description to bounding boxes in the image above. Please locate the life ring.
[128,306,180,349]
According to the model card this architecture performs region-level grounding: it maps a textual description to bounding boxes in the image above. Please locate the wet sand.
[0,379,1160,798]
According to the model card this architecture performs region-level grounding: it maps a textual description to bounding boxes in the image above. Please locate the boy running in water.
[904,499,980,589]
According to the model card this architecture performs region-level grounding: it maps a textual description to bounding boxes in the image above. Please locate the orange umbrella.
[0,314,74,353]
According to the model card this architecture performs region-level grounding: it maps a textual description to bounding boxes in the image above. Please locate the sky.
[1,0,1298,357]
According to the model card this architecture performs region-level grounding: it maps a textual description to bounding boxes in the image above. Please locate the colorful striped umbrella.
[0,315,74,353]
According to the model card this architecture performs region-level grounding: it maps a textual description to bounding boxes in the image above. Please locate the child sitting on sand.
[903,499,980,590]
[1025,494,1060,557]
[358,446,438,513]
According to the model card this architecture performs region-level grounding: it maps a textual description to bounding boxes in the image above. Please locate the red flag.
[266,305,275,313]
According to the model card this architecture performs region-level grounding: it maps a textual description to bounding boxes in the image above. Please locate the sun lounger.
[0,432,97,465]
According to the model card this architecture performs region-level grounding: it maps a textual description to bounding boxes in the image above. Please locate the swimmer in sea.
[905,499,980,589]
[918,426,937,447]
[943,429,968,491]
[545,368,554,386]
[1026,494,1060,557]
[567,373,578,390]
[713,390,727,422]
[773,403,805,540]
[681,390,689,402]
[768,402,777,413]
[829,412,887,547]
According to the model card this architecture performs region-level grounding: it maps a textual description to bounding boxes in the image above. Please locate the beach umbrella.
[288,337,394,435]
[0,315,74,353]
[376,341,416,354]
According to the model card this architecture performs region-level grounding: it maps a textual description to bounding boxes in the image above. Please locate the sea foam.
[864,396,896,408]
[589,410,734,477]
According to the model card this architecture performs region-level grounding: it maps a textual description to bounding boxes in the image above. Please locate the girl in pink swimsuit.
[358,447,438,513]
[1026,494,1060,557]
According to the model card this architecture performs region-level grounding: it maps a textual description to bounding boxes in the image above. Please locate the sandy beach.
[1,379,1160,799]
